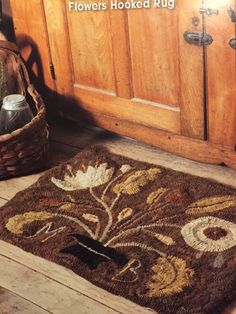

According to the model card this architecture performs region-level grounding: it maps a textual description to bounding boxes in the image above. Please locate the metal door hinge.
[50,63,56,80]
[184,31,213,46]
[199,8,219,15]
[229,38,236,49]
[228,7,236,23]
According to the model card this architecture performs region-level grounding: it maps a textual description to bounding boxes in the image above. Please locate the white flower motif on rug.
[181,216,236,252]
[51,163,114,191]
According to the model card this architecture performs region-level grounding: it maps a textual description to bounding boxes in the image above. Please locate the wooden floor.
[0,121,236,314]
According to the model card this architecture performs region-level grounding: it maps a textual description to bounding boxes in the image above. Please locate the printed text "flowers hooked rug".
[0,147,235,313]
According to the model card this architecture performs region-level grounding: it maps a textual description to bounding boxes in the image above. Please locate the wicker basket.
[0,41,49,179]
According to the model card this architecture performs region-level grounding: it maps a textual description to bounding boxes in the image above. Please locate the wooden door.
[9,1,56,92]
[43,0,205,140]
[9,0,236,168]
[205,0,236,148]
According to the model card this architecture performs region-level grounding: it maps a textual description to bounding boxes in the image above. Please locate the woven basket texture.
[0,40,49,179]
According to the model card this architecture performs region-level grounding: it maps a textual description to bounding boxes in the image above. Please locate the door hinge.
[183,31,213,46]
[229,38,236,49]
[50,63,56,80]
[227,7,236,23]
[199,8,219,15]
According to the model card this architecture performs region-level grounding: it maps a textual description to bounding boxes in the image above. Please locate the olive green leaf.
[147,188,169,205]
[6,211,54,235]
[117,208,133,222]
[186,195,236,215]
[113,168,161,195]
[155,233,175,246]
[82,213,99,223]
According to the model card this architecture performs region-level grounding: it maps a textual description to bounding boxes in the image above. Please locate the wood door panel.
[128,7,179,105]
[179,0,205,139]
[74,86,180,133]
[66,3,116,92]
[206,0,236,148]
[43,0,74,95]
[40,0,205,138]
[10,0,55,90]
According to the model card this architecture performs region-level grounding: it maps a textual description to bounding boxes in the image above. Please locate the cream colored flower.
[6,211,54,235]
[120,164,132,174]
[147,256,194,297]
[181,216,236,252]
[51,163,114,191]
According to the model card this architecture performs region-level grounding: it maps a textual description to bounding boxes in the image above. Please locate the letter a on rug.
[0,147,235,314]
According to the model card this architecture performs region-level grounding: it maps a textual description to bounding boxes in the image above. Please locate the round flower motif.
[181,216,236,252]
[51,163,114,191]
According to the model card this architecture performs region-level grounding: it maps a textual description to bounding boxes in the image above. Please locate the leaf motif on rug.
[185,195,236,214]
[112,168,161,195]
[5,211,54,235]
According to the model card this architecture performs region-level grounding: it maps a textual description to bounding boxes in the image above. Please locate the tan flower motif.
[147,256,194,297]
[181,216,236,252]
[51,163,114,191]
[6,211,54,235]
[113,168,161,195]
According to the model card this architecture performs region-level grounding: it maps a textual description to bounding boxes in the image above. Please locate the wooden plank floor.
[0,121,236,314]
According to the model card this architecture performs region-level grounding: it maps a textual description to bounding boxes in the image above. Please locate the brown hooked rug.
[0,147,235,314]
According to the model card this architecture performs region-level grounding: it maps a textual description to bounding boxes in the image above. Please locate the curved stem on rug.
[115,203,169,233]
[89,187,122,242]
[112,242,166,257]
[100,193,121,242]
[89,187,110,210]
[105,223,180,247]
[89,187,115,242]
[101,173,124,201]
[56,213,96,239]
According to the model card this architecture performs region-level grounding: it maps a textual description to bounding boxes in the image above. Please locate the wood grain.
[0,287,49,314]
[85,112,236,170]
[74,86,180,133]
[179,0,205,139]
[0,254,119,314]
[0,242,155,314]
[66,0,115,92]
[109,9,133,98]
[43,0,73,95]
[128,6,179,105]
[206,0,236,147]
[10,0,55,90]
